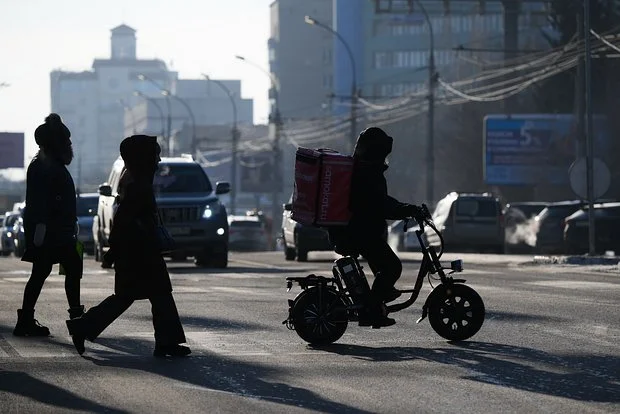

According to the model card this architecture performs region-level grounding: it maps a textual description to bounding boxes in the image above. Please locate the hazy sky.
[0,0,274,163]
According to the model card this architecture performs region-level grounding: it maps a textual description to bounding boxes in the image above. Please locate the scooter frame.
[283,205,486,345]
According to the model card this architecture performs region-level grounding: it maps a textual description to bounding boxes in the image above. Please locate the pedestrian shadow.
[132,315,268,331]
[0,369,128,413]
[310,341,620,403]
[83,337,372,414]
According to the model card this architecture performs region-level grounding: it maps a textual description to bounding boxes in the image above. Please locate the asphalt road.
[0,251,618,414]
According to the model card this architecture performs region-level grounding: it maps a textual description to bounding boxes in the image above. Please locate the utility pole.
[584,0,596,255]
[413,0,436,206]
[502,0,520,113]
[271,106,282,251]
[576,8,585,158]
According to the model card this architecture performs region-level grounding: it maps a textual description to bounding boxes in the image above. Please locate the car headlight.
[6,231,12,238]
[202,202,221,219]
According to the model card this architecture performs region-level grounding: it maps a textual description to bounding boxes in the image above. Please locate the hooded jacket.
[110,135,172,299]
[341,127,413,244]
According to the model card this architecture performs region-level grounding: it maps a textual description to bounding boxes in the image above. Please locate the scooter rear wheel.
[428,283,485,341]
[291,287,348,345]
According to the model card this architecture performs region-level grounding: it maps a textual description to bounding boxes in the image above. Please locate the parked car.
[76,193,99,254]
[11,215,26,258]
[563,202,620,254]
[94,155,231,268]
[425,192,505,253]
[534,200,583,254]
[0,212,20,256]
[228,214,268,251]
[281,198,333,262]
[388,219,421,252]
[503,201,549,253]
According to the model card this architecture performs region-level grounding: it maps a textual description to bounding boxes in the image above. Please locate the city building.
[333,0,551,104]
[268,0,334,120]
[51,24,253,189]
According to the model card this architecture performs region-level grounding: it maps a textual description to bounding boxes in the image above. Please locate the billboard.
[0,132,25,168]
[483,114,609,185]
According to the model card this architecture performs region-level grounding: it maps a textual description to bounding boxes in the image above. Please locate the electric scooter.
[283,204,485,345]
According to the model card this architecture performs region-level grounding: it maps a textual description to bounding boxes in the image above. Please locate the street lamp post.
[118,99,137,134]
[137,74,172,153]
[162,90,197,157]
[413,0,436,207]
[203,74,239,215]
[305,15,358,152]
[235,55,282,250]
[133,91,166,138]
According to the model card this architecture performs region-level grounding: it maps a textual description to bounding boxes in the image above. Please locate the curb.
[531,255,620,266]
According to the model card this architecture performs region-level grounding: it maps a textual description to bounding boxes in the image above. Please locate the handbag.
[156,209,176,253]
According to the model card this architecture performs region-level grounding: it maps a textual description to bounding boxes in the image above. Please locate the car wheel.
[285,247,296,261]
[171,252,187,262]
[194,254,209,268]
[211,252,228,268]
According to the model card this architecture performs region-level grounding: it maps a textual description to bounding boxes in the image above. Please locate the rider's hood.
[352,127,393,163]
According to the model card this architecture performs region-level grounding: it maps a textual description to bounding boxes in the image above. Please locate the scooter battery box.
[335,256,370,302]
[291,147,353,226]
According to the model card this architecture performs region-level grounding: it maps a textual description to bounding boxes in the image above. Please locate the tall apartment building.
[51,24,253,189]
[268,0,334,120]
[333,0,550,103]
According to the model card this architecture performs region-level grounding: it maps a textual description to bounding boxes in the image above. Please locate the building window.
[374,51,391,68]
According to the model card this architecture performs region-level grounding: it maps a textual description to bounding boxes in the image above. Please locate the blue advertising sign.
[483,114,609,185]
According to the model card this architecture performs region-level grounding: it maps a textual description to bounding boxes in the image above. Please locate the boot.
[153,344,191,358]
[68,305,85,319]
[13,309,50,337]
[65,317,86,355]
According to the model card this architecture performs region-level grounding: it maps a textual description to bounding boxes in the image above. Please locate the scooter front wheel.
[291,287,348,345]
[428,283,485,341]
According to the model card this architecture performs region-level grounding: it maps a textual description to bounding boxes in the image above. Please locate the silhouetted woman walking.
[67,135,190,357]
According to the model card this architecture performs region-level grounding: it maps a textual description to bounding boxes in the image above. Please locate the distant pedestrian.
[13,113,85,337]
[67,135,190,358]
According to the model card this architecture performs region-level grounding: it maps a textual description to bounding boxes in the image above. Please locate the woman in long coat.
[67,135,190,357]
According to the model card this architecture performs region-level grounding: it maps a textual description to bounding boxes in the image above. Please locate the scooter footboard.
[286,274,336,291]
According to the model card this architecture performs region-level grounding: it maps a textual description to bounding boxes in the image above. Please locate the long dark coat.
[109,177,172,299]
[22,154,77,263]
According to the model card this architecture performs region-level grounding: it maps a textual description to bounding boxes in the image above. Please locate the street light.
[137,74,172,147]
[118,99,137,134]
[161,90,197,157]
[235,54,282,250]
[133,91,166,138]
[305,15,358,152]
[412,0,437,206]
[203,74,240,215]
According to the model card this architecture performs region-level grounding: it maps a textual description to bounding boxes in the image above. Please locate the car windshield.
[456,199,498,216]
[153,164,213,194]
[76,196,98,216]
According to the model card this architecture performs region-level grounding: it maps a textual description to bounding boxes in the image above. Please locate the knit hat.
[34,113,71,148]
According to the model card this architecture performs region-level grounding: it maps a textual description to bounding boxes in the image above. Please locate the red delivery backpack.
[291,147,354,227]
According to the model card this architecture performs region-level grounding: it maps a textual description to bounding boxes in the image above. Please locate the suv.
[93,155,231,267]
[281,197,333,262]
[425,192,505,253]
